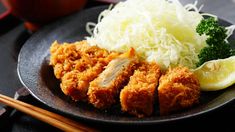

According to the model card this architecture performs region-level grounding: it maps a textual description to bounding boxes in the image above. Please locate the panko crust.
[88,48,139,109]
[50,40,201,116]
[50,40,119,101]
[120,61,161,117]
[158,66,200,115]
[50,41,85,79]
[50,40,119,79]
[61,63,105,101]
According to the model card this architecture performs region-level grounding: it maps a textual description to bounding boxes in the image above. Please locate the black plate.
[17,6,235,125]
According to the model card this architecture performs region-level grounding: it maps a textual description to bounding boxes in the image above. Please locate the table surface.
[1,0,235,131]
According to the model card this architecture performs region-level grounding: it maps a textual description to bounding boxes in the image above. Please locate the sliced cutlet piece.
[50,40,86,79]
[158,67,200,115]
[120,62,161,117]
[61,62,105,101]
[60,51,119,101]
[88,48,139,109]
[50,40,119,101]
[50,40,118,79]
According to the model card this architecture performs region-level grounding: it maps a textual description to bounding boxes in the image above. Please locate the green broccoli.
[196,17,234,67]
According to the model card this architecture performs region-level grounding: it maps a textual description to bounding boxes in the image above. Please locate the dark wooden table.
[0,0,235,131]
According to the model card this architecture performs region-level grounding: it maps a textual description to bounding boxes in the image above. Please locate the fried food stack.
[50,40,200,117]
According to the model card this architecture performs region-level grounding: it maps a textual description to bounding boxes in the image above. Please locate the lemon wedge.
[193,56,235,91]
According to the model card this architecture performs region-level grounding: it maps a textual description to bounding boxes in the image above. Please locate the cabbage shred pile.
[86,0,208,69]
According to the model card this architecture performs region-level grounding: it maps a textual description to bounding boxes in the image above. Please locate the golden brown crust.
[61,63,105,101]
[120,61,161,117]
[50,41,201,116]
[158,66,200,115]
[50,40,119,101]
[50,41,84,79]
[50,40,119,79]
[88,48,139,109]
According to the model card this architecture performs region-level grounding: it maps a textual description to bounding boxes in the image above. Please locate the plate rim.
[17,5,235,125]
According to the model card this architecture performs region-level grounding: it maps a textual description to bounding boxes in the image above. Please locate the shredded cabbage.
[226,25,235,41]
[86,0,208,69]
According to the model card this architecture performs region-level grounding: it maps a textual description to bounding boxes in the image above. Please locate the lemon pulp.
[193,56,235,91]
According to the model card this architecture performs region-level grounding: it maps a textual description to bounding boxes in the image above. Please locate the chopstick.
[0,93,98,132]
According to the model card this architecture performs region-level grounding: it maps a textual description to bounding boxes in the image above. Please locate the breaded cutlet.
[120,61,161,117]
[88,48,139,109]
[158,66,200,115]
[50,40,87,79]
[61,63,105,101]
[50,40,119,101]
[50,40,119,79]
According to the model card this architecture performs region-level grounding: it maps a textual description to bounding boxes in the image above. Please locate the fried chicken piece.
[50,40,119,101]
[158,66,200,115]
[120,61,161,118]
[88,48,139,109]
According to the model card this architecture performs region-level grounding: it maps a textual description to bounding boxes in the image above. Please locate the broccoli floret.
[196,17,234,67]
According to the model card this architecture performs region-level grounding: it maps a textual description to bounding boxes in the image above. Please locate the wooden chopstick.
[0,93,98,132]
